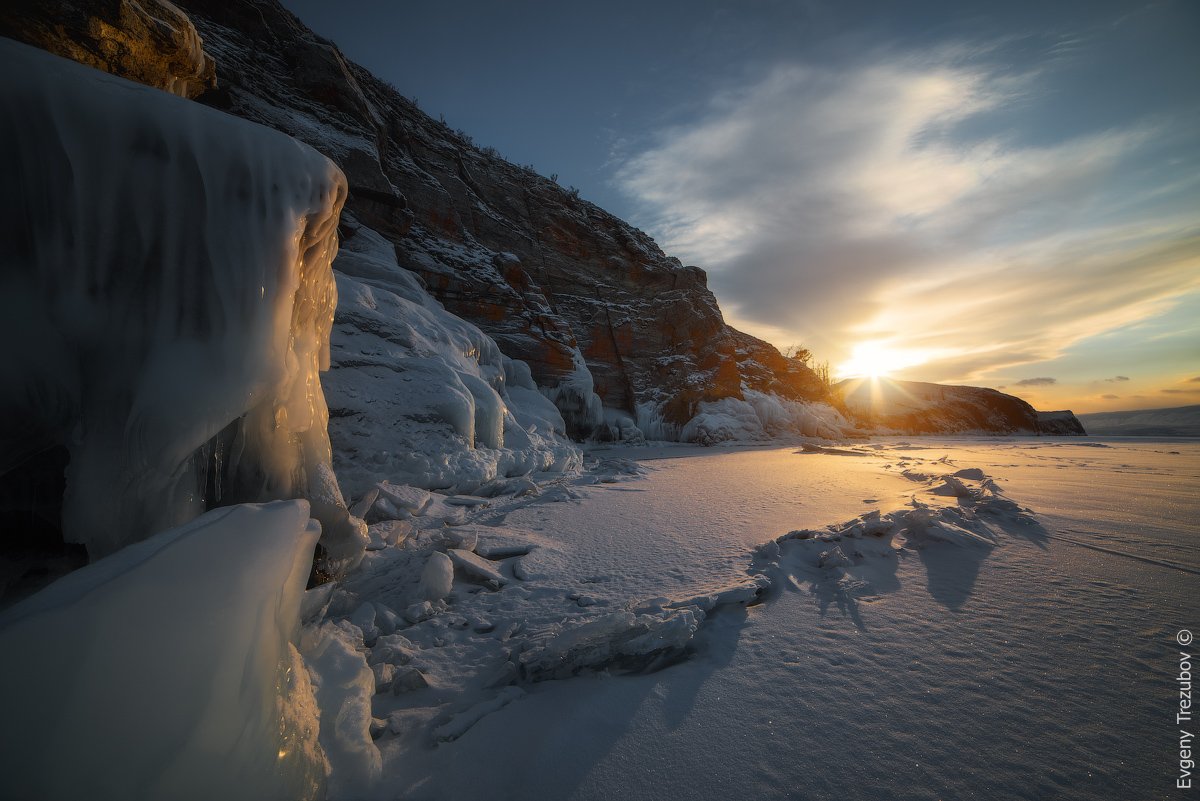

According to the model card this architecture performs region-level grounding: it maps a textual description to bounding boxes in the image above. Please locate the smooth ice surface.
[352,438,1197,800]
[0,501,325,801]
[0,40,347,556]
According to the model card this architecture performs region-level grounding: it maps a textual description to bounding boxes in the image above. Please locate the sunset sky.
[284,0,1199,413]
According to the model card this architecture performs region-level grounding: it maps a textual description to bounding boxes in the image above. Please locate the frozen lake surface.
[371,438,1199,801]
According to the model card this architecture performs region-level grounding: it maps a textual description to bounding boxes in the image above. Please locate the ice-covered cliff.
[160,0,835,440]
[2,0,840,448]
[325,217,581,499]
[0,38,351,563]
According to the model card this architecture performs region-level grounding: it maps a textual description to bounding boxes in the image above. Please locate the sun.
[837,342,902,379]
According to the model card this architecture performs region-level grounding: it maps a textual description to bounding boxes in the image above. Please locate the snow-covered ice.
[680,390,849,444]
[311,437,1198,800]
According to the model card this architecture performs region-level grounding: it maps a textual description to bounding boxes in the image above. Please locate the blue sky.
[283,0,1199,412]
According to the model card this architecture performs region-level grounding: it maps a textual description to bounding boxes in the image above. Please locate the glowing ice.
[0,40,349,558]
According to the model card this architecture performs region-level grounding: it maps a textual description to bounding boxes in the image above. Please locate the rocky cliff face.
[145,0,830,439]
[0,0,215,98]
[838,378,1085,436]
[1035,411,1088,436]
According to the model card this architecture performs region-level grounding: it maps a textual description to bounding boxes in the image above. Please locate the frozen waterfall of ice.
[0,39,351,558]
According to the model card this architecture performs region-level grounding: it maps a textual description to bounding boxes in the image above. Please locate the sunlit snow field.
[383,438,1198,801]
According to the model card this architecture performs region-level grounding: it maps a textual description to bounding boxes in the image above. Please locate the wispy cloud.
[1015,377,1056,386]
[616,45,1200,383]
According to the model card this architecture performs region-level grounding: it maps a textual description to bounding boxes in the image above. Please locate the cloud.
[1191,376,1200,383]
[616,45,1200,382]
[1161,387,1200,395]
[1100,394,1119,399]
[1104,376,1131,382]
[1014,377,1056,386]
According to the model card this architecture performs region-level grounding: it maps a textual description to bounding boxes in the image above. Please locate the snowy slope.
[1078,404,1200,437]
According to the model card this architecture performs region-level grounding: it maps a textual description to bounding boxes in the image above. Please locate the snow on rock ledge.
[0,40,350,558]
[0,501,327,801]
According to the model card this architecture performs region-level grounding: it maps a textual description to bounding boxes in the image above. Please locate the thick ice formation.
[540,354,607,439]
[0,501,326,801]
[518,608,703,682]
[323,218,581,498]
[302,620,382,799]
[680,390,849,444]
[0,40,348,557]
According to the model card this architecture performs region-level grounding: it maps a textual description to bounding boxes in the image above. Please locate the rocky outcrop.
[838,379,1085,436]
[1035,411,1087,436]
[155,0,830,437]
[0,0,215,98]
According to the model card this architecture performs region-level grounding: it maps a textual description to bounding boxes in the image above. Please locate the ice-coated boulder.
[418,551,455,601]
[0,39,351,560]
[0,501,327,801]
[680,390,849,445]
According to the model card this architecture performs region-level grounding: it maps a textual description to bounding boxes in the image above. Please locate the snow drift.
[0,501,326,801]
[0,39,351,558]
